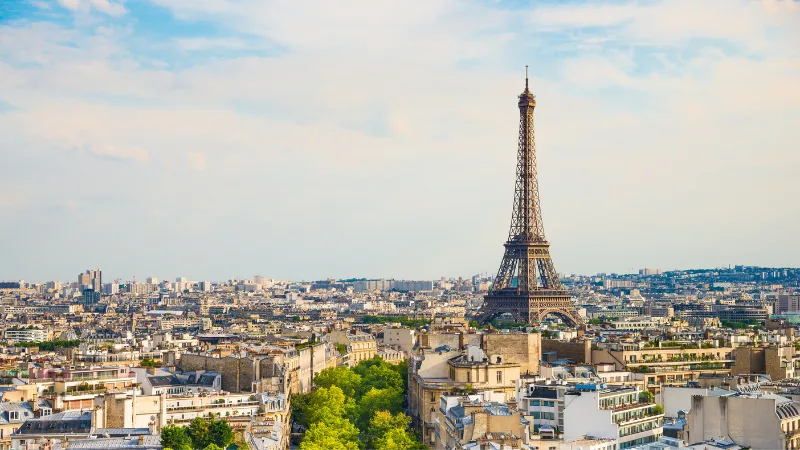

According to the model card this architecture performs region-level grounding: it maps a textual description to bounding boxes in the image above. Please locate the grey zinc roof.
[148,375,184,387]
[94,428,152,437]
[15,411,92,435]
[67,435,162,450]
[0,402,35,424]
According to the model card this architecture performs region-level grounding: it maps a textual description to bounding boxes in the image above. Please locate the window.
[9,411,19,421]
[532,400,540,406]
[496,371,502,383]
[430,391,435,402]
[467,372,471,382]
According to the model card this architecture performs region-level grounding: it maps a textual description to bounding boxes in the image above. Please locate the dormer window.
[9,411,19,421]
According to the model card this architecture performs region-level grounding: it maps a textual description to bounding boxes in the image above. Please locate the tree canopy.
[313,366,362,398]
[160,418,233,450]
[295,356,422,450]
[161,425,192,450]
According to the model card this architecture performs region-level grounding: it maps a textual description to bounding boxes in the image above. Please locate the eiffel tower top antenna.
[525,65,528,90]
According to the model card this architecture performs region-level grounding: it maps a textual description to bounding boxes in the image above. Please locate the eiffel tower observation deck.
[477,68,584,328]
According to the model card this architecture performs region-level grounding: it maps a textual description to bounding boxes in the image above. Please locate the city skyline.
[2,0,799,281]
[6,263,800,286]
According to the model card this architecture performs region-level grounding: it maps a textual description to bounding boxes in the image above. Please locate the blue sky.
[1,0,799,283]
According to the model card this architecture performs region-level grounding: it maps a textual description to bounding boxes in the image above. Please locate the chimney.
[138,435,145,446]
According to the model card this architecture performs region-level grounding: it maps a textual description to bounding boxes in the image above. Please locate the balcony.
[61,388,108,396]
[167,400,260,412]
[615,412,664,426]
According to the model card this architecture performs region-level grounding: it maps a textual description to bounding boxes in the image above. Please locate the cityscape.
[2,1,799,450]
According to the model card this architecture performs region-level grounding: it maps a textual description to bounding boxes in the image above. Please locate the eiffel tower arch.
[477,69,584,328]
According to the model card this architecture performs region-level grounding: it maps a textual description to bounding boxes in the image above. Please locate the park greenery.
[720,319,763,330]
[360,315,431,328]
[160,417,235,450]
[467,319,528,330]
[13,340,83,350]
[292,356,424,450]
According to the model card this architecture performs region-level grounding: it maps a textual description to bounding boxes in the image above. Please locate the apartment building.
[687,392,800,449]
[329,330,377,366]
[410,331,540,447]
[436,392,529,450]
[0,403,35,450]
[28,365,137,411]
[101,390,286,431]
[562,384,663,449]
[592,344,734,393]
[382,327,415,354]
[4,328,50,343]
[732,345,800,382]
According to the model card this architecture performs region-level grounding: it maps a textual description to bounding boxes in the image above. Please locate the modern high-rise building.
[778,294,800,314]
[102,283,119,295]
[638,268,663,276]
[78,269,102,292]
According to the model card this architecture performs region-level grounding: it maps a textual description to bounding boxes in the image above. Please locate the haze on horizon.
[1,0,798,283]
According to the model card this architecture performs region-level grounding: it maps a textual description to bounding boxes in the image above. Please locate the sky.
[1,0,799,283]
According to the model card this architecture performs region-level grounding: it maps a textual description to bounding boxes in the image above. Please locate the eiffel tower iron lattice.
[477,70,584,327]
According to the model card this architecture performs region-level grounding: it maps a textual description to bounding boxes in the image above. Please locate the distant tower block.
[477,68,584,327]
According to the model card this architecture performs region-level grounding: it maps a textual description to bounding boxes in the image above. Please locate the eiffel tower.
[477,69,584,327]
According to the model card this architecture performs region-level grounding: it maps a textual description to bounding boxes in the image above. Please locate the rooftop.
[66,435,161,450]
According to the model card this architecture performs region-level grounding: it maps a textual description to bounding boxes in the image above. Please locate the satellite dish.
[150,415,156,421]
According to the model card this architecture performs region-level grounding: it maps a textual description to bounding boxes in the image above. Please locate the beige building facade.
[409,331,540,448]
[687,394,800,450]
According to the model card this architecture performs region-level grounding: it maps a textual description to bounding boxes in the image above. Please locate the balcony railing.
[167,401,260,411]
[61,388,108,396]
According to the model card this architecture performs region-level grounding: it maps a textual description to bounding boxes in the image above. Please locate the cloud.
[86,144,149,164]
[177,38,251,51]
[529,0,800,55]
[0,193,27,208]
[58,0,127,16]
[0,0,798,281]
[186,152,207,171]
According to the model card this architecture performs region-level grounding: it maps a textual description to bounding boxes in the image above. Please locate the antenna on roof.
[525,65,529,90]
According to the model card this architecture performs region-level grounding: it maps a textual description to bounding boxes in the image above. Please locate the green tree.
[209,418,235,448]
[314,367,362,398]
[652,404,664,415]
[374,427,426,450]
[300,420,360,450]
[356,388,403,429]
[301,355,420,450]
[364,411,411,449]
[356,361,404,397]
[290,392,312,428]
[639,391,654,404]
[160,425,192,450]
[392,360,409,392]
[188,417,212,449]
[306,386,356,424]
[353,356,385,376]
[203,444,223,450]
